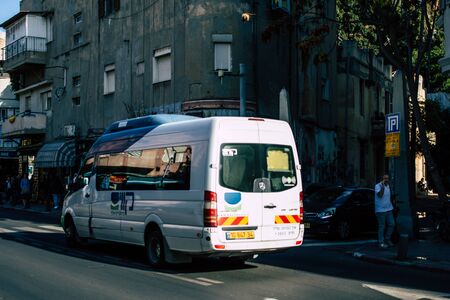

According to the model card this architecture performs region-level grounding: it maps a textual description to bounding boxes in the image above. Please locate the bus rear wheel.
[146,229,166,267]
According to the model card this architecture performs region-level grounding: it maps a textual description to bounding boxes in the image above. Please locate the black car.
[303,187,377,239]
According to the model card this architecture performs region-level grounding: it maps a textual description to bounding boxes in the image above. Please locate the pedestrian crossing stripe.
[14,226,54,233]
[39,225,64,232]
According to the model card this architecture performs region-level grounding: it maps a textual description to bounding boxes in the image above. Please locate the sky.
[0,0,20,32]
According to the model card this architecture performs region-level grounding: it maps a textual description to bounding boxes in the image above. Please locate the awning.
[35,140,76,168]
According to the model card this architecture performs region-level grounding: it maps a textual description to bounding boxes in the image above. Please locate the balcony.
[1,111,46,138]
[1,36,47,71]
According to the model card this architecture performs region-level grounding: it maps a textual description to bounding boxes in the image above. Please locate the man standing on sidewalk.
[375,174,395,248]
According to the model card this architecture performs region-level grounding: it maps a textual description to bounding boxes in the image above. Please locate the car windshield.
[220,144,296,193]
[306,188,352,206]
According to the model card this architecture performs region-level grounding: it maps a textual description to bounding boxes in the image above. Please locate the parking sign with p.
[386,113,400,133]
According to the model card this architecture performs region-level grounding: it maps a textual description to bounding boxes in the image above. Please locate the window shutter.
[98,0,105,18]
[114,0,121,12]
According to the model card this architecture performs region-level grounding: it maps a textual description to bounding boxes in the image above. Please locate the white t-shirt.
[374,183,394,213]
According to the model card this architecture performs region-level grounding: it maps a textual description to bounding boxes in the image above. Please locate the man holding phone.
[374,174,395,248]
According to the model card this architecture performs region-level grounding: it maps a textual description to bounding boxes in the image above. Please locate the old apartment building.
[440,0,450,74]
[336,41,393,187]
[0,31,20,177]
[1,0,339,192]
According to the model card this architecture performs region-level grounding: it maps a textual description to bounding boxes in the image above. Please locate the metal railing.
[1,36,47,61]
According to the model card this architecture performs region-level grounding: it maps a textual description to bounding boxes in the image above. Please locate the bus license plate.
[226,231,255,240]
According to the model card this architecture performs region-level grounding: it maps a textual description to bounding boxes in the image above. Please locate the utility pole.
[240,63,246,116]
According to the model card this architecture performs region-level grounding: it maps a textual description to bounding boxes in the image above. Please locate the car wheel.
[64,217,79,247]
[336,220,351,240]
[146,229,165,267]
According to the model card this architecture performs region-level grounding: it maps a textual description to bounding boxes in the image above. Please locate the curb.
[1,205,61,217]
[352,251,450,275]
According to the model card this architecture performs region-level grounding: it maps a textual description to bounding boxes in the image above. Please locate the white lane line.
[302,240,377,247]
[0,228,17,233]
[13,226,54,233]
[196,277,224,284]
[39,225,64,232]
[363,283,450,300]
[155,272,212,286]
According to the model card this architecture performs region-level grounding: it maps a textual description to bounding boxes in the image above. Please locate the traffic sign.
[385,132,400,157]
[386,113,400,133]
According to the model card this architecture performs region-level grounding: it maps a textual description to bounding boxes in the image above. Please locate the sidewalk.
[0,200,62,219]
[350,239,450,274]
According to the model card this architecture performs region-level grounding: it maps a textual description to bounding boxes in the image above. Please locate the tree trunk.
[407,76,449,205]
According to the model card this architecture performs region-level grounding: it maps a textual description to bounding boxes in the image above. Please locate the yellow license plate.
[226,231,255,240]
[304,223,310,229]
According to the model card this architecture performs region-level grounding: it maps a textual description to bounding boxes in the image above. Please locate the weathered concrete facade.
[440,0,450,74]
[33,0,295,141]
[2,0,339,191]
[336,41,392,187]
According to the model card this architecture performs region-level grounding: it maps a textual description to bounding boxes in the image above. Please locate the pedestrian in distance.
[5,176,13,203]
[20,174,31,209]
[374,174,395,249]
[11,175,20,206]
[48,173,64,209]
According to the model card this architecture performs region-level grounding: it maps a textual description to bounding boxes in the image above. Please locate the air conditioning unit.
[64,124,76,137]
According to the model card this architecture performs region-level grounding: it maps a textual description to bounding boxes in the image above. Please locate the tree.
[340,0,448,205]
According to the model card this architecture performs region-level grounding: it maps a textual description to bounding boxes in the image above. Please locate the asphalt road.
[1,208,450,300]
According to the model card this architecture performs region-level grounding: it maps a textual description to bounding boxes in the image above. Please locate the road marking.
[196,277,224,284]
[156,272,212,286]
[39,225,64,232]
[363,283,450,299]
[13,226,55,233]
[301,239,377,247]
[0,228,16,233]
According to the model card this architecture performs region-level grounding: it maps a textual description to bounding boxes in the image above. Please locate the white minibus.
[62,115,304,266]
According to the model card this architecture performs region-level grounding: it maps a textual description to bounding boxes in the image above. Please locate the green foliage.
[420,31,450,93]
[336,0,378,52]
[337,0,441,74]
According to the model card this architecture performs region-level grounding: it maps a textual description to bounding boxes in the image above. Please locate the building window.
[25,96,31,111]
[384,91,392,114]
[99,0,120,18]
[73,76,81,87]
[74,12,82,24]
[153,47,171,84]
[104,64,115,94]
[214,43,231,71]
[212,34,232,72]
[72,97,81,106]
[73,32,83,46]
[41,91,52,111]
[359,79,365,116]
[46,16,53,42]
[359,140,366,179]
[1,109,6,121]
[136,61,145,76]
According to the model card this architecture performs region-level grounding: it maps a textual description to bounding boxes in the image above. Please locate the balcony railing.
[1,36,47,61]
[1,111,47,138]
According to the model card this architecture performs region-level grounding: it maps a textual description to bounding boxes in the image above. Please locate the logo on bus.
[224,192,242,212]
[111,192,134,215]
